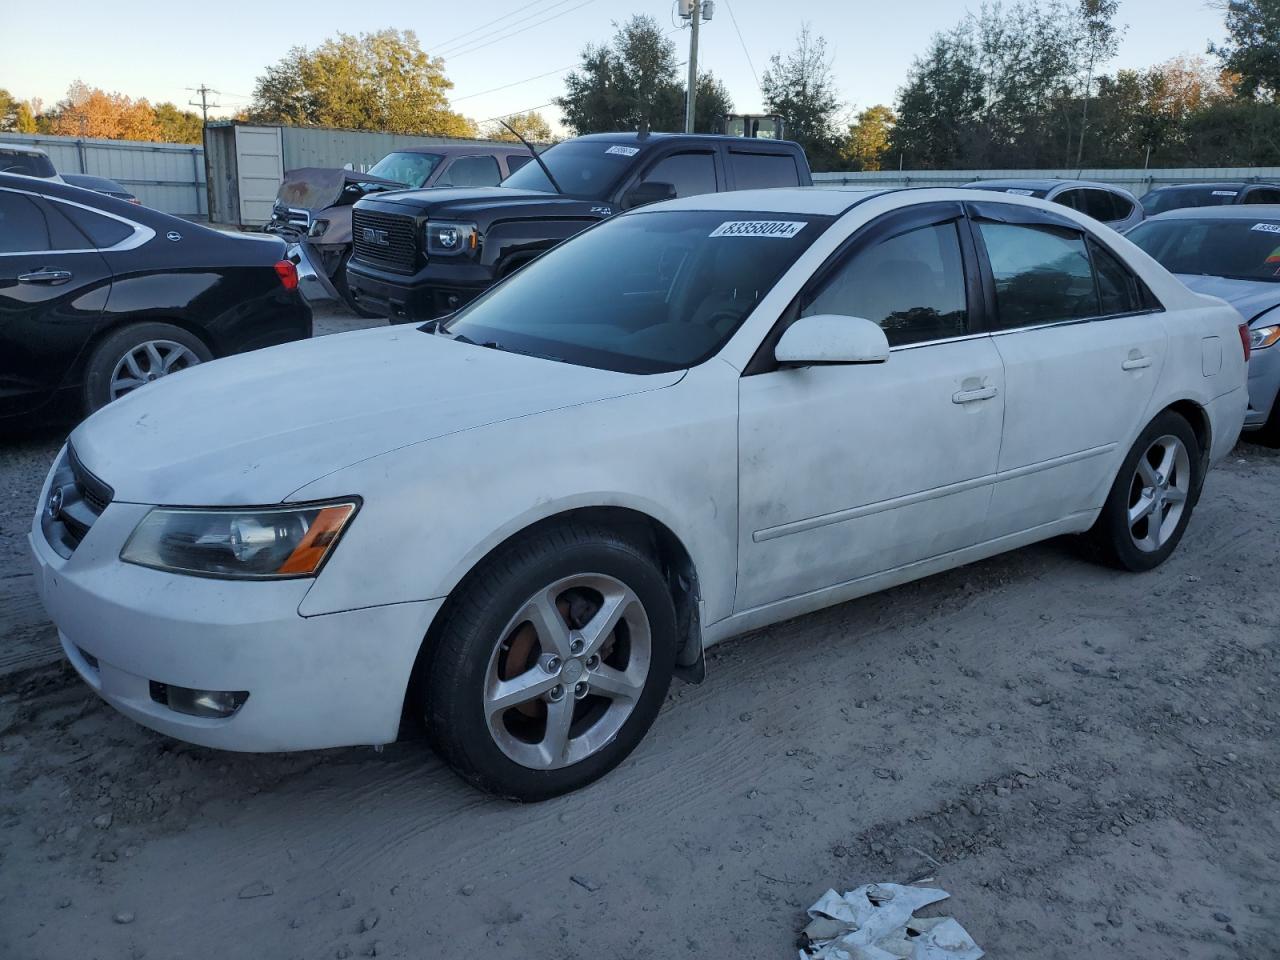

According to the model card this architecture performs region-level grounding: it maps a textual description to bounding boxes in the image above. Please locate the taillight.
[274,259,299,292]
[1238,322,1251,362]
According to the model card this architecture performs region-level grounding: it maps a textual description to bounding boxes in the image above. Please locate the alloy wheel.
[108,339,203,400]
[1127,433,1191,553]
[483,573,651,771]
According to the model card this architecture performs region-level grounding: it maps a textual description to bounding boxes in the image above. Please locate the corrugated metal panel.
[281,126,501,172]
[0,132,206,218]
[813,167,1280,196]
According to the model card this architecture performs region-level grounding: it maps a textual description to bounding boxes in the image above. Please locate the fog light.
[150,681,248,719]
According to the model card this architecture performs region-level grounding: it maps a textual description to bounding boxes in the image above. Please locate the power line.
[723,0,761,91]
[443,0,598,60]
[428,0,560,54]
[434,0,580,57]
[480,101,557,124]
[452,64,578,104]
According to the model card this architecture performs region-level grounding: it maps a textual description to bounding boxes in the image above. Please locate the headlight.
[1249,324,1280,350]
[307,218,329,238]
[425,220,478,256]
[120,500,358,579]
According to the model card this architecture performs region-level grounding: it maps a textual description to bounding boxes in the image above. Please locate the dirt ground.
[1,306,1277,958]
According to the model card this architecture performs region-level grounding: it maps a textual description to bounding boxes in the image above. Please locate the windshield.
[499,140,643,199]
[1128,218,1280,283]
[364,152,443,188]
[1140,186,1238,216]
[440,210,832,373]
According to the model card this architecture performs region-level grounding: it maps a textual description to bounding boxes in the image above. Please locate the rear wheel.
[1088,411,1202,571]
[422,523,676,800]
[82,322,212,415]
[1252,397,1280,448]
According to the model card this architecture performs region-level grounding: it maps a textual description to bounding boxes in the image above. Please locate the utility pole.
[684,0,700,133]
[186,85,220,124]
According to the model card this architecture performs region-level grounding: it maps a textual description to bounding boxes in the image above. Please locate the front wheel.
[1088,411,1202,571]
[422,523,677,800]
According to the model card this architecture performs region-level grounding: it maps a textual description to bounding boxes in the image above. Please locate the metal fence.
[2,132,206,218]
[813,167,1280,196]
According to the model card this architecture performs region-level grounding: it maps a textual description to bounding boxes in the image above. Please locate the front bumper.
[286,241,339,304]
[345,258,490,323]
[28,471,442,752]
[1243,344,1280,429]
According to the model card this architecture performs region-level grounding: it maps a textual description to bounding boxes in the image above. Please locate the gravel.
[0,304,1277,957]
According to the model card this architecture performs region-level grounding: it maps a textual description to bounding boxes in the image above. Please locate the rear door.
[724,148,805,190]
[0,187,114,416]
[967,200,1166,538]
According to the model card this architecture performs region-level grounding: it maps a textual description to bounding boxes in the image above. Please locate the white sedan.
[30,188,1248,799]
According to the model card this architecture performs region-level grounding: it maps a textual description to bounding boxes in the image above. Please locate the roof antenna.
[499,119,563,195]
[637,117,651,139]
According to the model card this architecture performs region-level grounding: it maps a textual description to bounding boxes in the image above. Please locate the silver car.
[966,178,1144,233]
[1127,205,1280,445]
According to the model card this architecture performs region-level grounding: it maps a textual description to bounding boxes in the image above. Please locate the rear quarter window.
[54,201,134,247]
[729,152,801,190]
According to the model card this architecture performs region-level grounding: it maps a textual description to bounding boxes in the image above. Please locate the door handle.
[17,269,73,285]
[1121,356,1151,371]
[952,384,998,404]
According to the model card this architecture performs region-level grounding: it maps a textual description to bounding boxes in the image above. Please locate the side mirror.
[774,314,890,366]
[622,180,677,210]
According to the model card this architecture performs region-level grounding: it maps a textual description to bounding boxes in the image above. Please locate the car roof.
[569,131,804,149]
[0,141,50,155]
[968,177,1124,191]
[654,186,888,216]
[392,143,532,156]
[62,173,129,191]
[1143,182,1251,192]
[1143,203,1280,222]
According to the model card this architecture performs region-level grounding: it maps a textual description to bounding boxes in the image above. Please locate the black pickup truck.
[344,132,813,322]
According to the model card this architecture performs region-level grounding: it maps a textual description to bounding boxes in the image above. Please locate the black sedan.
[61,173,140,205]
[0,172,311,423]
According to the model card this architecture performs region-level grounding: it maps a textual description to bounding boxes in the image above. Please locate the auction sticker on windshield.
[709,220,807,239]
[605,145,640,157]
[1251,222,1280,234]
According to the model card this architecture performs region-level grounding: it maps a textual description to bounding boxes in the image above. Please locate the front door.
[735,204,1005,612]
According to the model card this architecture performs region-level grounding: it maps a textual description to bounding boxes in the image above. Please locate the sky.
[5,0,1229,132]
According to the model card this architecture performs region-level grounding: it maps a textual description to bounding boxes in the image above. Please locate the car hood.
[1176,274,1280,324]
[365,187,601,218]
[70,326,681,506]
[276,168,408,212]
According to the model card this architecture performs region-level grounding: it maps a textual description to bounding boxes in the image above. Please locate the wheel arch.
[70,316,219,388]
[1162,398,1212,487]
[400,504,706,738]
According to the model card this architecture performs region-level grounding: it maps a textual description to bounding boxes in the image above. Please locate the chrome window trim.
[0,185,154,255]
[887,307,1165,353]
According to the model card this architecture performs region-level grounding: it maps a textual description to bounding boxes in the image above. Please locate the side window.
[53,202,133,247]
[977,221,1100,329]
[729,152,800,189]
[436,155,501,188]
[1107,192,1136,222]
[1245,187,1280,204]
[505,154,533,174]
[642,152,717,198]
[1054,188,1085,213]
[802,221,969,347]
[1090,239,1142,314]
[0,192,53,252]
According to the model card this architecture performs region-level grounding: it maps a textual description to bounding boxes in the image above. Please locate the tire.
[82,322,213,415]
[334,251,385,320]
[422,522,677,801]
[1087,411,1203,572]
[1251,397,1280,448]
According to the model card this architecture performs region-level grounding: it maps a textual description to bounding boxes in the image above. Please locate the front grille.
[40,445,113,558]
[352,208,418,273]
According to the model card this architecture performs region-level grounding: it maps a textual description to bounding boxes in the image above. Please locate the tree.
[556,15,732,134]
[1074,0,1124,163]
[152,103,203,143]
[249,29,476,137]
[1210,0,1280,100]
[0,89,18,130]
[14,102,36,133]
[761,25,844,169]
[841,105,895,170]
[46,81,161,141]
[483,111,555,143]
